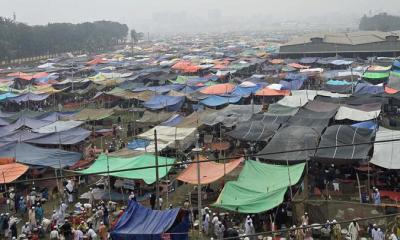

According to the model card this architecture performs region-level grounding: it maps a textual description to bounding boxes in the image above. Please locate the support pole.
[107,154,112,202]
[154,130,160,209]
[193,134,202,235]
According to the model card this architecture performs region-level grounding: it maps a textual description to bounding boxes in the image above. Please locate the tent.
[212,160,305,213]
[255,88,290,96]
[33,120,84,133]
[6,92,49,103]
[111,200,189,240]
[143,95,184,112]
[257,126,320,162]
[177,157,242,184]
[27,127,91,145]
[136,111,175,126]
[137,126,197,152]
[0,116,53,137]
[227,121,280,142]
[315,125,375,162]
[0,162,29,184]
[335,105,381,121]
[79,153,175,184]
[68,108,114,121]
[160,114,183,127]
[286,108,336,134]
[370,127,400,169]
[201,104,263,127]
[266,103,299,116]
[200,83,235,95]
[200,95,241,107]
[0,142,81,168]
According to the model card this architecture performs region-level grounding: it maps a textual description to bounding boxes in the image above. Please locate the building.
[279,31,400,58]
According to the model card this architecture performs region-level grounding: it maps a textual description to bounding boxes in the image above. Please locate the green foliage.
[359,13,400,32]
[0,17,129,60]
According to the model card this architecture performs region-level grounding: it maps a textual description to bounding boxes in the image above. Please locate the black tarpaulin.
[227,121,280,142]
[314,125,375,162]
[257,126,320,162]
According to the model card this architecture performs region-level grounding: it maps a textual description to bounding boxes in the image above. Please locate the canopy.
[79,153,175,184]
[335,105,381,121]
[370,127,400,169]
[200,83,235,95]
[0,162,29,184]
[362,71,390,79]
[315,125,375,161]
[200,95,241,107]
[257,126,320,162]
[212,160,305,213]
[277,94,315,108]
[266,103,299,116]
[227,121,280,142]
[0,142,81,168]
[136,111,175,126]
[68,108,114,121]
[255,88,290,96]
[0,116,52,137]
[7,92,49,103]
[27,127,91,145]
[177,157,242,184]
[354,83,384,95]
[201,104,262,127]
[33,120,84,133]
[111,200,189,240]
[143,95,185,112]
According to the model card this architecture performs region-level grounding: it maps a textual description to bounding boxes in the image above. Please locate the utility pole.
[154,130,160,209]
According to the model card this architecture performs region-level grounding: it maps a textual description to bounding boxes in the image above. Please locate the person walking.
[348,219,360,240]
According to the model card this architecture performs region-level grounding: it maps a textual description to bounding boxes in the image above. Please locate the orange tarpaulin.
[288,63,309,69]
[87,58,107,65]
[385,86,398,94]
[176,157,243,185]
[255,88,290,96]
[0,163,28,184]
[200,83,235,95]
[172,61,200,73]
[270,59,284,64]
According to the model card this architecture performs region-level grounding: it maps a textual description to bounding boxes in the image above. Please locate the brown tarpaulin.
[176,157,242,185]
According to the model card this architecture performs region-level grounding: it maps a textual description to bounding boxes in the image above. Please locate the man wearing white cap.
[203,208,210,235]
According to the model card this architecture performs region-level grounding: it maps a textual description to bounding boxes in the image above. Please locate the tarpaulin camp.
[212,160,305,213]
[79,153,175,184]
[111,200,189,240]
[177,157,242,184]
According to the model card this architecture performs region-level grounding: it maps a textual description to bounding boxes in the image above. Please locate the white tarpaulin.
[137,126,197,152]
[33,120,84,133]
[370,127,400,169]
[277,90,316,108]
[335,106,381,121]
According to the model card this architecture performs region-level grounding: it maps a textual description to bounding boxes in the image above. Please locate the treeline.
[359,13,400,32]
[0,17,129,60]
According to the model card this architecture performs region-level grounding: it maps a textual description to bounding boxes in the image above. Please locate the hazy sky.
[1,0,400,32]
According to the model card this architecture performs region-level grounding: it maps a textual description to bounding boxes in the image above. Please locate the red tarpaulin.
[255,88,290,96]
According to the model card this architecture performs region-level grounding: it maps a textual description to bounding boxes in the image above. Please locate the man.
[86,225,98,240]
[61,219,73,240]
[244,220,255,240]
[348,219,360,240]
[128,192,136,201]
[74,228,84,240]
[50,227,60,240]
[203,208,210,235]
[301,212,309,226]
[331,220,342,240]
[28,207,36,227]
[98,221,107,240]
[21,222,31,236]
[211,213,219,237]
[373,188,381,205]
[215,221,225,240]
[150,193,156,210]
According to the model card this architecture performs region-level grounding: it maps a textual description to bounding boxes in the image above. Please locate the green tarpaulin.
[212,160,305,213]
[79,153,175,184]
[362,71,390,79]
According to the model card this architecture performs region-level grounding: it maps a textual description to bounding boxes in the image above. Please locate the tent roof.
[0,162,29,184]
[335,105,381,121]
[143,95,184,112]
[68,108,114,121]
[79,153,175,184]
[212,160,305,213]
[33,120,84,133]
[370,127,400,169]
[177,157,242,184]
[27,127,91,145]
[255,88,290,96]
[0,142,81,168]
[200,83,235,95]
[111,201,186,240]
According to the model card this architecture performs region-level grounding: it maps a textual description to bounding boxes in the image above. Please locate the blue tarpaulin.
[200,95,241,107]
[127,139,150,150]
[354,83,384,95]
[111,200,189,240]
[326,80,353,86]
[0,92,17,101]
[231,85,261,97]
[160,114,183,126]
[351,121,378,130]
[393,59,400,69]
[0,142,81,168]
[280,79,304,90]
[7,92,50,103]
[144,95,185,111]
[284,73,308,82]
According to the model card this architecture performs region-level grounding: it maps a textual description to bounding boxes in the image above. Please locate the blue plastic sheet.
[280,79,304,90]
[127,139,150,150]
[160,114,183,127]
[144,95,185,111]
[326,80,353,86]
[111,200,189,240]
[351,121,378,130]
[200,95,241,107]
[231,85,261,97]
[354,83,384,95]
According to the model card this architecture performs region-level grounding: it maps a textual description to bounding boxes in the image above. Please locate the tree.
[359,13,400,31]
